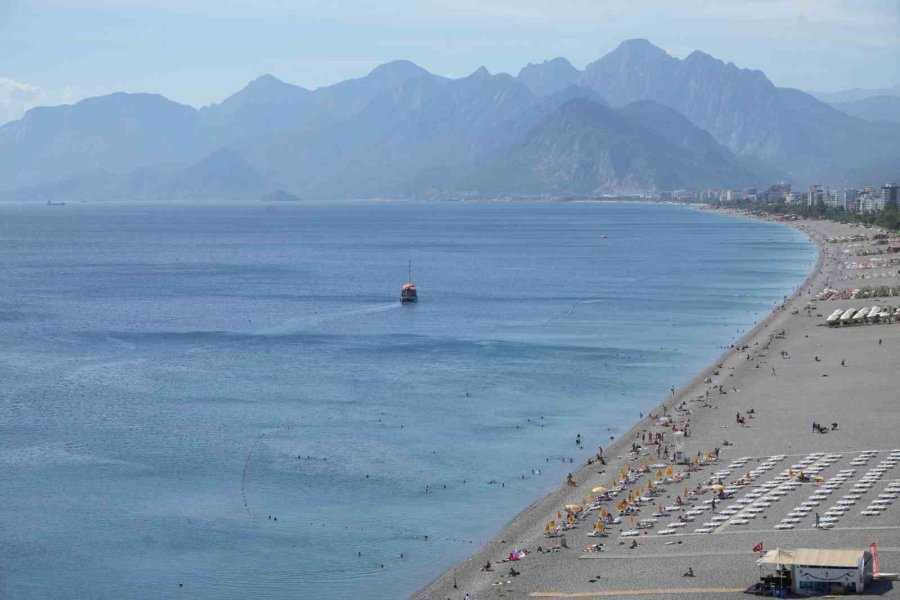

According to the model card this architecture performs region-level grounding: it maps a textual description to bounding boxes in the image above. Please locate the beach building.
[839,188,858,211]
[757,548,874,595]
[807,184,827,207]
[882,183,900,209]
[765,183,791,203]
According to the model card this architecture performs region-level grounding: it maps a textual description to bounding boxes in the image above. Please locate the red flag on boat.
[752,542,763,553]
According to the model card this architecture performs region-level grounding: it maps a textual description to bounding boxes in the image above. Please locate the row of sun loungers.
[825,305,900,326]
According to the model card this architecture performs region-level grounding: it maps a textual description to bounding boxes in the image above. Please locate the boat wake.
[262,302,399,335]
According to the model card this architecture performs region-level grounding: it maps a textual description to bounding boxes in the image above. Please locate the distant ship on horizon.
[401,261,417,304]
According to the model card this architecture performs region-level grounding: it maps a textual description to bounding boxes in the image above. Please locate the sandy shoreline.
[414,210,900,599]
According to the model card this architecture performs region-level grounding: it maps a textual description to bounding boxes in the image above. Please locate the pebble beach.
[414,213,900,600]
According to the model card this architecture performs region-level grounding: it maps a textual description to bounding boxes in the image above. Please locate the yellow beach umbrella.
[648,481,654,489]
[655,469,663,478]
[593,521,603,531]
[710,484,725,491]
[665,466,674,476]
[592,486,607,494]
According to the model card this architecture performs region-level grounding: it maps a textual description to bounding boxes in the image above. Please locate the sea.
[0,200,816,600]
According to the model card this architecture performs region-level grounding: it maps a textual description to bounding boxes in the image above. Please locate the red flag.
[870,542,879,574]
[752,542,763,553]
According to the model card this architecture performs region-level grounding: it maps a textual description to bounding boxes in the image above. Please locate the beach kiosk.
[756,548,873,595]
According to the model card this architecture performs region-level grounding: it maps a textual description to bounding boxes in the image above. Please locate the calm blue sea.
[0,201,815,599]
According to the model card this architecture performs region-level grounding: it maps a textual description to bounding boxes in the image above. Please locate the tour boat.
[401,262,417,304]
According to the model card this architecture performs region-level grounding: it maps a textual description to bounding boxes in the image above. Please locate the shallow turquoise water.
[0,201,815,599]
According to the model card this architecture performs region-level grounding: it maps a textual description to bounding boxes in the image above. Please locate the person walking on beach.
[815,512,820,528]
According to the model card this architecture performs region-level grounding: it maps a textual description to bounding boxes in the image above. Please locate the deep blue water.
[0,201,815,599]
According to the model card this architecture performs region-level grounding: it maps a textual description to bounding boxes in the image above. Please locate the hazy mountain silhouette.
[0,93,205,191]
[517,58,580,96]
[575,39,900,185]
[461,98,761,195]
[831,96,900,125]
[2,42,897,200]
[812,83,900,104]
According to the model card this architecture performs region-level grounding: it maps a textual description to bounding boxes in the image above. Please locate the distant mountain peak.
[520,57,575,71]
[366,60,431,81]
[468,66,492,79]
[245,73,289,88]
[613,38,671,58]
[517,57,580,96]
[684,49,718,65]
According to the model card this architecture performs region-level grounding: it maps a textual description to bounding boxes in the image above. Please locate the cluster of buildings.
[672,182,900,215]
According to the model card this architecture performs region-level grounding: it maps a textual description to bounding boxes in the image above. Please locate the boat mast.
[408,260,412,283]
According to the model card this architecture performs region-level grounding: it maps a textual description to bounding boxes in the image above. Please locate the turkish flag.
[753,542,764,553]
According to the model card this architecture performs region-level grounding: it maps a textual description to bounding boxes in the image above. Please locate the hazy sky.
[1,0,899,123]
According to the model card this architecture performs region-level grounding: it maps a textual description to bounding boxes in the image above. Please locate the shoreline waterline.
[412,206,825,599]
[0,201,819,600]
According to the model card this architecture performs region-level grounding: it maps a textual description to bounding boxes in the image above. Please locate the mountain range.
[2,40,898,201]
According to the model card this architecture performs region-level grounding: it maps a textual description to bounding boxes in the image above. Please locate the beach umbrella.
[655,469,663,478]
[666,466,674,477]
[600,508,608,517]
[594,522,603,531]
[565,504,580,511]
[557,511,562,519]
[592,486,607,494]
[788,468,793,477]
[710,484,725,491]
